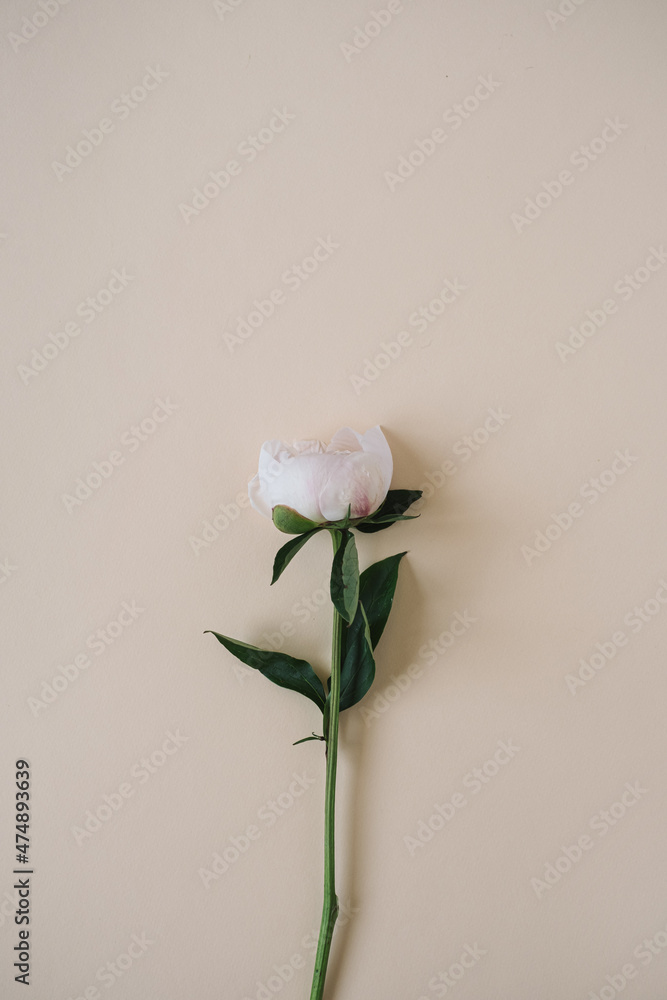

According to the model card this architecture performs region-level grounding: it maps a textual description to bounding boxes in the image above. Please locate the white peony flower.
[248,426,393,526]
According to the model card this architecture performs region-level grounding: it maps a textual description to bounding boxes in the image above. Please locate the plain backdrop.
[2,1,667,998]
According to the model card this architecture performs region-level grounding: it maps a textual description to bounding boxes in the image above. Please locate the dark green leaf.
[337,600,375,712]
[356,514,419,533]
[271,527,323,585]
[329,529,359,623]
[356,489,422,533]
[326,551,408,715]
[363,514,419,524]
[205,631,326,710]
[358,551,407,649]
[381,489,423,515]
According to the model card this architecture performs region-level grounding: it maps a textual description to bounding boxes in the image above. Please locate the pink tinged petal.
[318,452,389,521]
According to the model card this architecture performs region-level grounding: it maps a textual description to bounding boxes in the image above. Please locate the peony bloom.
[248,426,393,526]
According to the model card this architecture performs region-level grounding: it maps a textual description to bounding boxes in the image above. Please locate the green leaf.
[272,505,322,534]
[329,529,359,623]
[381,489,423,515]
[337,600,375,712]
[358,551,407,649]
[356,514,419,533]
[356,489,422,533]
[293,733,325,745]
[271,527,323,585]
[205,631,326,711]
[325,551,408,714]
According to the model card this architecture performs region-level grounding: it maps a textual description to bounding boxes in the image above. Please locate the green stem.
[309,531,344,1000]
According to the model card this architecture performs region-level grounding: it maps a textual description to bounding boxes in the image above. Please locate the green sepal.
[329,529,359,623]
[336,504,353,529]
[271,527,323,585]
[272,505,322,534]
[205,631,326,711]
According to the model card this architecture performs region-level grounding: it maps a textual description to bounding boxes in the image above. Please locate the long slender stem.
[309,532,344,1000]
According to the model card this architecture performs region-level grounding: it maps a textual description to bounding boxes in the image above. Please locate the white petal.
[326,427,363,454]
[359,425,393,496]
[257,439,292,474]
[267,453,332,522]
[248,439,291,518]
[248,471,271,518]
[292,439,324,455]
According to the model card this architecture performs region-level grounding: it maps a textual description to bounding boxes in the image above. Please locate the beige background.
[2,1,667,997]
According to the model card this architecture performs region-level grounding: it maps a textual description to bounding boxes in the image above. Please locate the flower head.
[248,426,393,528]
